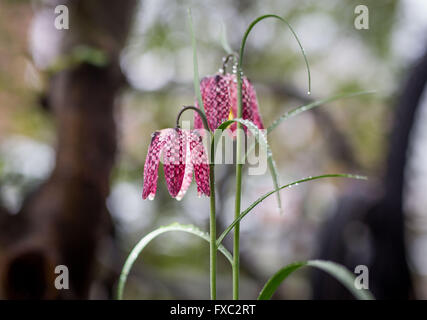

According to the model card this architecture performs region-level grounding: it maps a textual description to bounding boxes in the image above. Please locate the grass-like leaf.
[243,90,376,163]
[234,14,311,210]
[116,223,232,300]
[239,14,311,94]
[216,174,367,247]
[216,118,282,210]
[267,90,376,134]
[220,22,235,55]
[258,260,374,300]
[187,9,205,113]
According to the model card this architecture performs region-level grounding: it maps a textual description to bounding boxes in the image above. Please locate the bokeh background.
[0,0,427,299]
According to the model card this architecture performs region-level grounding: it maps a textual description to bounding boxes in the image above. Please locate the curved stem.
[176,105,216,299]
[176,105,210,132]
[230,14,311,300]
[239,14,311,94]
[221,53,238,75]
[116,223,233,300]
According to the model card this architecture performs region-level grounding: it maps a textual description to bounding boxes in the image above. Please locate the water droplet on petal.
[148,194,155,200]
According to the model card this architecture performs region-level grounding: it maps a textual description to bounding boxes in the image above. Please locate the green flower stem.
[231,14,312,298]
[209,137,217,300]
[233,64,244,302]
[176,105,216,300]
[175,106,209,130]
[233,156,242,300]
[116,222,233,300]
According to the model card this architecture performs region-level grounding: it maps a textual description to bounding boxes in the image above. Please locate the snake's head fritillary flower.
[142,128,210,201]
[194,73,264,133]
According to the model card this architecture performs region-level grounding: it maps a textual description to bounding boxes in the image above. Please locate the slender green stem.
[116,223,233,300]
[230,14,311,298]
[233,58,244,302]
[176,105,209,130]
[209,137,217,300]
[176,104,216,299]
[221,53,238,75]
[233,155,242,300]
[239,14,311,94]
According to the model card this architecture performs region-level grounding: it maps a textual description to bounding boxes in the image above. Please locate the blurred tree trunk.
[0,0,136,299]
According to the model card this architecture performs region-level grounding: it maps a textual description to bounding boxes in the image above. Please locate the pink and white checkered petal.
[194,101,204,130]
[244,77,264,130]
[142,131,166,200]
[227,73,238,134]
[163,128,187,198]
[241,77,255,130]
[194,77,211,130]
[190,130,210,197]
[196,75,232,131]
[227,75,264,134]
[175,131,194,201]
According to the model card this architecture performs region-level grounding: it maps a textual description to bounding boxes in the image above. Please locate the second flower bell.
[194,73,264,133]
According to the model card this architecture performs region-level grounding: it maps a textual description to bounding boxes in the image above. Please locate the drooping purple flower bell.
[142,128,210,201]
[194,73,264,133]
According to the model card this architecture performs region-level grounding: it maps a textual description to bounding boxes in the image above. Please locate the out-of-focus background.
[0,0,426,299]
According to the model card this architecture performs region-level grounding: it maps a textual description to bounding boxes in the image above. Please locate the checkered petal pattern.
[242,76,264,130]
[163,128,187,198]
[189,130,210,197]
[195,73,264,134]
[142,130,169,200]
[142,128,210,200]
[175,130,193,201]
[229,74,264,133]
[194,75,233,131]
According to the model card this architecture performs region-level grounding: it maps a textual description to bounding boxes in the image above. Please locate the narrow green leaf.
[187,9,205,113]
[267,90,376,134]
[117,223,232,300]
[258,260,374,300]
[239,14,311,94]
[220,22,234,55]
[216,174,367,247]
[243,90,376,163]
[216,118,282,210]
[258,262,305,300]
[267,156,281,210]
[217,118,270,157]
[236,14,312,208]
